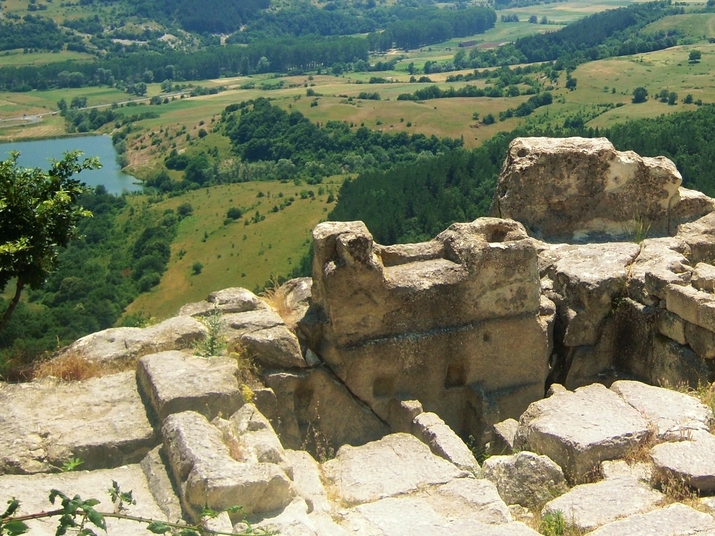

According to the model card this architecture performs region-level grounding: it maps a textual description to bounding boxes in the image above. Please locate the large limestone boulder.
[482,451,567,510]
[137,350,244,421]
[55,316,207,367]
[0,371,156,474]
[161,410,294,520]
[310,218,551,440]
[514,384,651,483]
[492,137,685,241]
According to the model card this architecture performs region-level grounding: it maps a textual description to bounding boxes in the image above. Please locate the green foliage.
[540,510,567,535]
[193,308,227,357]
[0,151,98,332]
[330,131,517,244]
[191,261,204,276]
[689,49,702,63]
[632,86,648,103]
[0,482,273,535]
[224,98,463,180]
[62,457,84,472]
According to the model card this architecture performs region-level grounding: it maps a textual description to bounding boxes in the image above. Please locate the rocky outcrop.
[492,137,708,241]
[5,137,715,535]
[309,218,552,441]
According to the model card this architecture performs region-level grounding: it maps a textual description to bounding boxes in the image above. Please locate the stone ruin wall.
[302,137,715,447]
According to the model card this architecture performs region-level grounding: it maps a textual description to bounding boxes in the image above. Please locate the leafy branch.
[0,482,276,536]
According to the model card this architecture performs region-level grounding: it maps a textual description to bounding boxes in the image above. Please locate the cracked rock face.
[492,137,684,241]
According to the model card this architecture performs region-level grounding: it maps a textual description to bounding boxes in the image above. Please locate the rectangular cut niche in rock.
[310,218,550,440]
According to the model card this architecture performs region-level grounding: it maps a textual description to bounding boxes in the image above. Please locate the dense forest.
[222,98,463,176]
[462,1,683,68]
[0,188,177,379]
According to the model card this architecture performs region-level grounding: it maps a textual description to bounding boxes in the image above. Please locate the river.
[0,135,142,195]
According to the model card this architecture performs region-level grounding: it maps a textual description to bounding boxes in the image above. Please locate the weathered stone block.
[542,477,664,532]
[412,412,480,474]
[137,351,243,421]
[322,434,467,506]
[657,310,687,345]
[162,411,294,520]
[587,503,715,536]
[611,380,713,440]
[651,430,715,493]
[483,451,567,510]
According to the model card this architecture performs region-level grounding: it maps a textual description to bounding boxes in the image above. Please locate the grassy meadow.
[124,177,344,319]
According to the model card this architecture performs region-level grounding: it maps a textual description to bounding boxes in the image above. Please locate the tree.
[689,50,702,63]
[0,151,99,331]
[667,91,678,106]
[565,76,577,91]
[528,15,538,23]
[632,86,648,103]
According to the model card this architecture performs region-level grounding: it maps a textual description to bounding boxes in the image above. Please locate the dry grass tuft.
[32,352,136,382]
[652,471,699,505]
[260,277,296,329]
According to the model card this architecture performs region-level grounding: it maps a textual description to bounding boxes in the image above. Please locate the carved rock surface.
[514,384,651,483]
[0,371,155,474]
[492,137,683,241]
[311,218,550,438]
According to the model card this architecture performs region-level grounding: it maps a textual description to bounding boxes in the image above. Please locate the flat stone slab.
[587,503,715,536]
[650,431,715,493]
[0,371,156,474]
[137,350,243,421]
[611,380,713,440]
[514,384,651,482]
[340,496,539,536]
[0,465,168,535]
[322,434,468,506]
[543,477,664,532]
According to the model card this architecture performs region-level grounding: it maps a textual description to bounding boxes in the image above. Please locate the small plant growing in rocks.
[194,308,227,357]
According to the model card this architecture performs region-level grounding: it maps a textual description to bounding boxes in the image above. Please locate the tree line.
[461,1,683,69]
[0,36,369,92]
[329,104,715,246]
